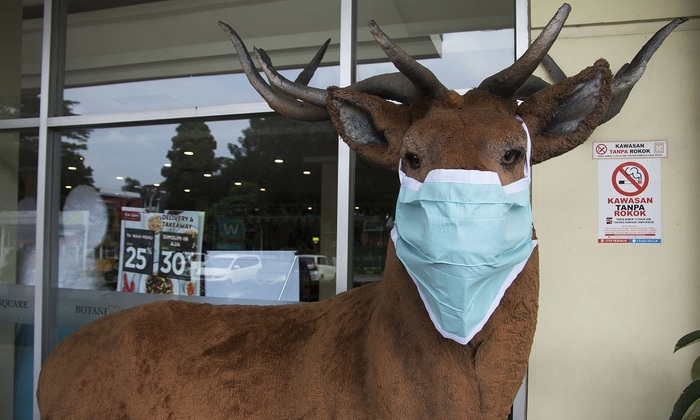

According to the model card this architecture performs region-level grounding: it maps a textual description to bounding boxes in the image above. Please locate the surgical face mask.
[391,117,537,345]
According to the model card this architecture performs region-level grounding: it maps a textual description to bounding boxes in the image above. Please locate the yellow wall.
[529,1,700,419]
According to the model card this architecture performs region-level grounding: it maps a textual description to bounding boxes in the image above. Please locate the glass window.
[55,116,338,324]
[0,128,38,419]
[2,0,42,118]
[60,0,341,115]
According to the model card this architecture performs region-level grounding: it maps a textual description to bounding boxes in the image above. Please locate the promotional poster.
[117,207,205,295]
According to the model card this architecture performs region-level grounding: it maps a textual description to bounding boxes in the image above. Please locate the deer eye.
[404,152,421,170]
[502,149,523,167]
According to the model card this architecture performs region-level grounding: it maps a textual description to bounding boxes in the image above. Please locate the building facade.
[0,0,697,418]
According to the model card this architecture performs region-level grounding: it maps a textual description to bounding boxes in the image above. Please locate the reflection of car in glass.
[199,254,262,283]
[298,254,335,282]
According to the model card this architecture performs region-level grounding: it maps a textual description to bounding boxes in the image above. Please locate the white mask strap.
[515,115,532,179]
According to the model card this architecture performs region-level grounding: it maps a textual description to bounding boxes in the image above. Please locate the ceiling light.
[67,166,77,171]
[153,183,160,187]
[303,170,311,175]
[116,176,124,180]
[203,173,212,177]
[234,182,242,186]
[274,159,284,164]
[184,151,194,156]
[260,187,266,192]
[164,163,172,167]
[65,185,72,189]
[184,188,191,193]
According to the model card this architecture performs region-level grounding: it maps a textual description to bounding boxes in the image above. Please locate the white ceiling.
[21,0,513,88]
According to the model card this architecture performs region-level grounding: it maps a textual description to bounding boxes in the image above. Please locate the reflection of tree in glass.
[161,121,220,210]
[121,177,141,193]
[17,95,94,205]
[211,116,336,251]
[157,115,398,251]
[219,116,337,216]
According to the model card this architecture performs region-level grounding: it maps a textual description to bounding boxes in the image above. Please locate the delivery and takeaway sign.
[595,141,664,243]
[117,207,205,295]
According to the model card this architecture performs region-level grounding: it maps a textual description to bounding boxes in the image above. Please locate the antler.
[366,20,448,99]
[218,21,329,121]
[255,47,421,107]
[219,19,449,120]
[516,17,688,123]
[478,3,571,98]
[221,5,685,124]
[601,17,688,123]
[220,5,572,112]
[220,4,571,113]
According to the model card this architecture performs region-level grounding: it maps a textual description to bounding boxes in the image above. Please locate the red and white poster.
[117,207,205,294]
[597,152,662,243]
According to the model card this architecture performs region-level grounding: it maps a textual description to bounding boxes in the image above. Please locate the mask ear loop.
[515,115,532,180]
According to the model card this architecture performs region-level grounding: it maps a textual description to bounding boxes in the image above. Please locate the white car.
[199,253,262,284]
[298,255,335,282]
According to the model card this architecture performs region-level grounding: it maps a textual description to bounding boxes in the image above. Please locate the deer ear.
[327,87,411,170]
[517,59,612,164]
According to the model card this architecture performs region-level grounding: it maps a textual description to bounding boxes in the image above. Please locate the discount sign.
[159,232,196,281]
[122,229,155,275]
[118,208,204,295]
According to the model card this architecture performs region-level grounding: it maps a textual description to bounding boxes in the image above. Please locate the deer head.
[219,4,685,186]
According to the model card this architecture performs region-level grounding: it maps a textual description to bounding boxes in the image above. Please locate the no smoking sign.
[612,162,649,196]
[598,158,661,244]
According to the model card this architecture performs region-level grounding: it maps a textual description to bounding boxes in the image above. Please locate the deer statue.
[37,4,685,419]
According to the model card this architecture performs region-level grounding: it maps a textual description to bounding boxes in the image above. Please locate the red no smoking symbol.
[596,144,608,155]
[612,162,649,196]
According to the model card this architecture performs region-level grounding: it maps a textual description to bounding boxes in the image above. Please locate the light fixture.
[203,173,212,177]
[234,182,242,186]
[164,163,172,167]
[184,188,191,193]
[274,159,284,164]
[355,206,360,210]
[184,151,194,156]
[116,176,124,180]
[153,183,160,187]
[260,187,266,192]
[65,185,72,189]
[307,206,313,211]
[67,166,77,171]
[303,170,311,175]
